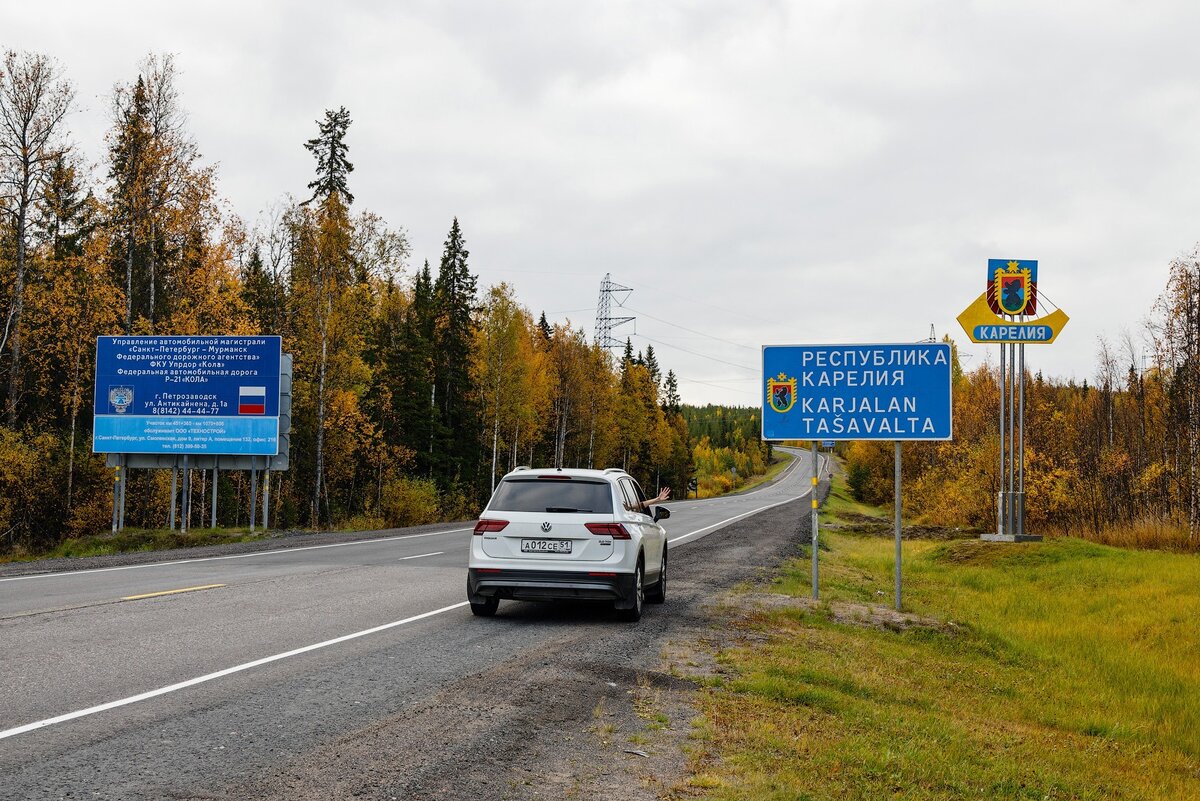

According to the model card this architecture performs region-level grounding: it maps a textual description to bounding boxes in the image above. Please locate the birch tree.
[0,50,73,426]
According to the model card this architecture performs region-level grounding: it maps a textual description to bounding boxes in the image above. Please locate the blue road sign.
[93,336,281,456]
[762,344,953,441]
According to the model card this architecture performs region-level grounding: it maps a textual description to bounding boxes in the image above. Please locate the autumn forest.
[1,50,1198,555]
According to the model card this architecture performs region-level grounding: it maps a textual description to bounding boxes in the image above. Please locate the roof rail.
[513,465,531,471]
[602,467,628,474]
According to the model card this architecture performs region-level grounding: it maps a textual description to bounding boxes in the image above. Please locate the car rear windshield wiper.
[545,507,590,513]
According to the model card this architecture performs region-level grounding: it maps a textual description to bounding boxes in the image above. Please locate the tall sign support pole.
[181,455,190,536]
[1018,343,1026,537]
[111,464,120,535]
[263,466,271,529]
[169,461,178,531]
[1008,334,1016,536]
[250,460,259,534]
[212,461,219,529]
[894,441,903,611]
[810,441,819,601]
[998,334,1007,536]
[118,456,127,531]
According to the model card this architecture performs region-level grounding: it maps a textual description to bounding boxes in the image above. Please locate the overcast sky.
[8,1,1200,406]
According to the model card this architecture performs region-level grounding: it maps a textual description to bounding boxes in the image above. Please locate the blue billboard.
[762,343,953,441]
[93,336,281,455]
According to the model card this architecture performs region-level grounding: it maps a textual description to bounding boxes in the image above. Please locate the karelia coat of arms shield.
[766,373,797,414]
[988,260,1037,316]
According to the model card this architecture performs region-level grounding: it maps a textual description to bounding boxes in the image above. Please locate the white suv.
[467,467,670,621]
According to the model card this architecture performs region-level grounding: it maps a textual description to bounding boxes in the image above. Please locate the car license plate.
[521,539,572,554]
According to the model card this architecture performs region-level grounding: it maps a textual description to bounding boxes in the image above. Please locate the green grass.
[689,477,1200,799]
[0,526,268,563]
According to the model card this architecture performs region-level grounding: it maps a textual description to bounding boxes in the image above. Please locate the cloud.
[6,0,1200,404]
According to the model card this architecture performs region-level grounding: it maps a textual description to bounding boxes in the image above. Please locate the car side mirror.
[653,506,671,522]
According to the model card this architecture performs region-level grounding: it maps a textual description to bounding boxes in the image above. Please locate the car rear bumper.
[468,567,637,606]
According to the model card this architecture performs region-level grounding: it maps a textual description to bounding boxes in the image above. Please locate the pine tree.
[304,106,354,205]
[662,370,681,417]
[431,218,479,484]
[537,311,552,342]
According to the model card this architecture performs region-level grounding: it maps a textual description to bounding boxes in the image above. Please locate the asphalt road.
[0,448,826,800]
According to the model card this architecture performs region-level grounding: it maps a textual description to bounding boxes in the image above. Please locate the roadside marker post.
[762,343,953,611]
[811,441,819,600]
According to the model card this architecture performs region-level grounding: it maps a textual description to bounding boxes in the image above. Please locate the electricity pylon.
[594,273,635,350]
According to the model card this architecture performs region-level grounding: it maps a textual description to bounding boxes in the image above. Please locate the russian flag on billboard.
[238,386,267,415]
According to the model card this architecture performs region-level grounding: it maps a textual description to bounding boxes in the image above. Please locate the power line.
[633,332,758,373]
[624,305,758,352]
[675,375,756,394]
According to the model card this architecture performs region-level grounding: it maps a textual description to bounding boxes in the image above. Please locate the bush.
[379,476,441,528]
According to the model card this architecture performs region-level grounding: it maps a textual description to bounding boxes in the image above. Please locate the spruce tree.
[304,106,354,204]
[431,219,479,485]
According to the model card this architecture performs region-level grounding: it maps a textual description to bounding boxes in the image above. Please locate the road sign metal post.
[1018,343,1026,537]
[998,335,1007,538]
[118,457,127,531]
[263,468,271,530]
[895,441,902,611]
[250,461,258,535]
[181,455,190,536]
[811,441,819,601]
[212,464,219,529]
[111,465,120,535]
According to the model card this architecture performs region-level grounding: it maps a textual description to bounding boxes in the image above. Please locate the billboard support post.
[1018,343,1026,537]
[263,468,271,530]
[894,442,903,611]
[181,455,190,536]
[998,334,1007,537]
[118,456,127,531]
[212,463,219,529]
[111,464,120,535]
[249,460,258,535]
[169,461,178,531]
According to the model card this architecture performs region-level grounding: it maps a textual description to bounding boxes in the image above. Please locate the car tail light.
[537,475,572,480]
[473,519,509,535]
[585,522,631,540]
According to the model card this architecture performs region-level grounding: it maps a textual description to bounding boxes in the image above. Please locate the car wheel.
[470,595,499,617]
[616,560,644,622]
[646,551,666,604]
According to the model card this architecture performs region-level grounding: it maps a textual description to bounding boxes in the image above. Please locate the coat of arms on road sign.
[767,372,797,413]
[987,259,1038,315]
[108,386,133,414]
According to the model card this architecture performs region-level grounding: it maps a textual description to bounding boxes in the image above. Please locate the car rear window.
[487,479,614,514]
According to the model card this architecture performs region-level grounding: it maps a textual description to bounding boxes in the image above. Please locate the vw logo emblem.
[540,521,552,533]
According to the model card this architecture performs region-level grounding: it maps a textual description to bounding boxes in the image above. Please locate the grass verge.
[685,479,1200,799]
[0,527,271,563]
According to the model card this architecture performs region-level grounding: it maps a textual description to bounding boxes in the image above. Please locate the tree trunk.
[313,294,330,527]
[5,200,27,427]
[67,348,81,512]
[125,224,135,333]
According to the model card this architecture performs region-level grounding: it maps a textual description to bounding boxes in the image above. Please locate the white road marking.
[398,552,443,561]
[0,528,473,584]
[0,600,470,742]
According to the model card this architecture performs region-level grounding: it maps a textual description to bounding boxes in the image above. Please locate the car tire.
[646,550,666,604]
[616,560,644,622]
[470,595,499,617]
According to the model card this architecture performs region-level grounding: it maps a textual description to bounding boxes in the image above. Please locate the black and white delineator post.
[810,441,819,600]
